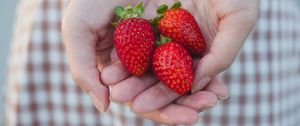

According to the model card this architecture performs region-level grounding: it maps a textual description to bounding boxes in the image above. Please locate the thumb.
[193,5,258,91]
[62,2,110,112]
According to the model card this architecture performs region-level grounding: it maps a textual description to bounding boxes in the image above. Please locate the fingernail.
[198,105,214,112]
[88,91,105,112]
[219,94,229,100]
[160,113,169,120]
[198,102,217,112]
[192,76,211,93]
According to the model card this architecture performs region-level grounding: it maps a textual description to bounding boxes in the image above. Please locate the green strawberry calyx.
[112,2,144,26]
[156,35,172,46]
[150,1,181,26]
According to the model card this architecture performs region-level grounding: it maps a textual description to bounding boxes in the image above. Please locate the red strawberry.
[113,3,155,76]
[155,2,205,55]
[152,39,193,94]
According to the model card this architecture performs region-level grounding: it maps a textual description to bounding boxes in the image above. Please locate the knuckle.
[110,88,122,102]
[217,60,232,71]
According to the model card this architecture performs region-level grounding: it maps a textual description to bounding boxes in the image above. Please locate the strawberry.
[113,3,155,76]
[154,2,206,55]
[152,36,193,94]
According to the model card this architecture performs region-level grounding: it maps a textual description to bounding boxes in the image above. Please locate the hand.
[62,0,258,125]
[103,51,228,125]
[105,77,227,125]
[102,0,258,125]
[62,0,135,112]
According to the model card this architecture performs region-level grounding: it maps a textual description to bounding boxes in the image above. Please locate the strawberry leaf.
[149,16,161,26]
[115,6,125,18]
[171,1,181,9]
[155,40,162,46]
[156,35,172,46]
[112,3,145,25]
[157,4,168,14]
[134,2,144,17]
[111,21,119,27]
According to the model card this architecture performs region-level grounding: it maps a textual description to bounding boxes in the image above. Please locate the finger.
[62,2,110,112]
[110,73,158,102]
[128,102,198,125]
[131,57,202,113]
[204,76,229,100]
[129,57,202,112]
[192,76,229,98]
[192,57,201,69]
[132,82,180,113]
[88,85,109,113]
[101,62,130,85]
[193,5,258,91]
[175,91,217,112]
[147,104,198,125]
[62,33,110,112]
[110,48,119,62]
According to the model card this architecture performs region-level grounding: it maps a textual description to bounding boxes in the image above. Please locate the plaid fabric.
[5,0,300,126]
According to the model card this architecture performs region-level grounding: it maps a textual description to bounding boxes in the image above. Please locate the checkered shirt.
[5,0,300,126]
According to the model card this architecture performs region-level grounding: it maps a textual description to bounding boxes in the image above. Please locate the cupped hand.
[102,0,258,124]
[103,50,227,125]
[62,0,258,125]
[62,0,135,112]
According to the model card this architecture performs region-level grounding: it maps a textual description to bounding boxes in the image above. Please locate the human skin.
[62,0,258,125]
